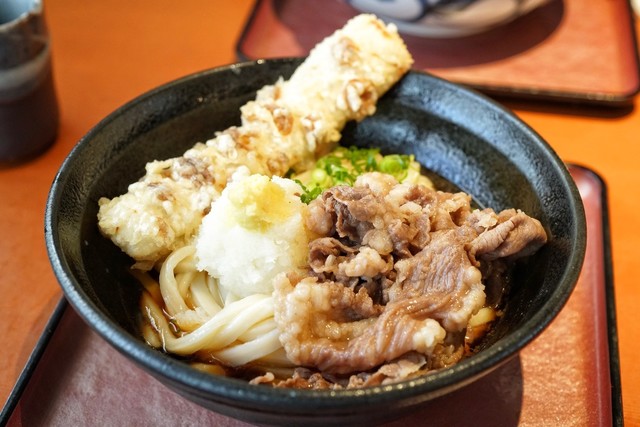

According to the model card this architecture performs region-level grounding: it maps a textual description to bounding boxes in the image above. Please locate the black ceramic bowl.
[45,59,585,426]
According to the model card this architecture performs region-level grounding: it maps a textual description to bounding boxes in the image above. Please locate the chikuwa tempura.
[98,14,547,389]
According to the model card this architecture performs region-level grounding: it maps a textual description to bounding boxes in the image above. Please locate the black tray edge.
[0,297,68,426]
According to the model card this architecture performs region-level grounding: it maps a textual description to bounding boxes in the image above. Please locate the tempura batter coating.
[98,14,413,267]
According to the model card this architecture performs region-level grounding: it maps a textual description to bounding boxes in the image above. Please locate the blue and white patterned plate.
[347,0,553,37]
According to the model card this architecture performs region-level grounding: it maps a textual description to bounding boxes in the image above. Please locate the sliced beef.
[273,172,547,382]
[469,209,547,261]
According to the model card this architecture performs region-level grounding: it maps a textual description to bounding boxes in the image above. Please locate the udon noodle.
[137,246,289,368]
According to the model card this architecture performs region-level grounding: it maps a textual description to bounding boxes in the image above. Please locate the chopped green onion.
[379,154,411,181]
[293,146,415,203]
[295,180,323,204]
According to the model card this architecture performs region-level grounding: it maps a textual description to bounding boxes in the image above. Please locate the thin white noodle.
[176,271,195,300]
[213,329,282,366]
[206,274,224,307]
[140,244,291,367]
[140,316,162,348]
[140,292,170,350]
[237,318,277,342]
[143,284,277,356]
[190,272,222,317]
[205,296,274,348]
[159,245,196,315]
[174,256,197,274]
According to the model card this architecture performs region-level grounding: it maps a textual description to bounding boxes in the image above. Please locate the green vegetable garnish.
[379,154,410,180]
[294,146,416,203]
[295,180,323,204]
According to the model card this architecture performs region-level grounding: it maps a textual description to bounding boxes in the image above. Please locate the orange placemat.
[1,165,621,426]
[237,0,640,106]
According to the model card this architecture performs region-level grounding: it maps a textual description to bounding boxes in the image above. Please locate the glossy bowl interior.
[45,58,585,426]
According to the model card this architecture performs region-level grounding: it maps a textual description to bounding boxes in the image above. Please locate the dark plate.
[44,59,586,426]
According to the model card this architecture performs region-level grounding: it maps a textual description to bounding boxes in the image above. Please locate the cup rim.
[0,0,42,30]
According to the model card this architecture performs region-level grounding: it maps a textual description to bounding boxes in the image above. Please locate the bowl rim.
[45,58,586,413]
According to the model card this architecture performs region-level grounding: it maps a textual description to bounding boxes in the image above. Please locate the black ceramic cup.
[0,0,58,164]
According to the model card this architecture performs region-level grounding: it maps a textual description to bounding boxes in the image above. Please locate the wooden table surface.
[1,0,638,424]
